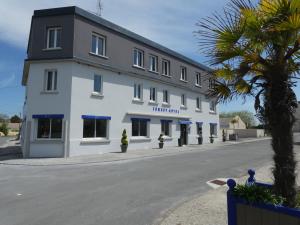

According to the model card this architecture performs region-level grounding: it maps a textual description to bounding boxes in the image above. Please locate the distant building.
[220,115,246,130]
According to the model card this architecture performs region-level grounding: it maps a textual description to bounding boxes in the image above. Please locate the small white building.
[21,6,219,158]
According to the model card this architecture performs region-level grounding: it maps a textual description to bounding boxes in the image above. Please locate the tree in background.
[0,123,8,136]
[196,0,300,206]
[220,111,256,128]
[10,115,21,123]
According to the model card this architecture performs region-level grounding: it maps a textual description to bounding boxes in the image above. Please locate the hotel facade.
[21,6,219,158]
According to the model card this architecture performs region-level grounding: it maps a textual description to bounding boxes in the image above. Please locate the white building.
[21,6,219,158]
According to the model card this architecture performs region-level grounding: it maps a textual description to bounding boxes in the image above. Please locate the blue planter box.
[227,170,300,225]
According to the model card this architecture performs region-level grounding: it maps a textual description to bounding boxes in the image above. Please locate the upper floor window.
[91,33,106,56]
[37,118,62,139]
[47,27,61,49]
[45,70,57,92]
[210,101,216,112]
[209,78,215,89]
[133,48,144,68]
[181,94,186,107]
[93,74,102,94]
[162,59,170,76]
[149,87,157,102]
[163,90,169,104]
[195,73,201,86]
[196,97,202,111]
[134,83,143,100]
[180,67,187,81]
[149,55,158,72]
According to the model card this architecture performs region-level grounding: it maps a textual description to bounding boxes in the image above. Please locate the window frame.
[44,69,58,92]
[149,87,157,103]
[91,33,106,57]
[210,123,218,136]
[36,118,63,140]
[163,90,169,104]
[181,94,186,107]
[197,123,203,137]
[180,66,187,82]
[82,118,109,139]
[93,74,103,94]
[196,97,202,111]
[195,72,202,87]
[132,119,148,137]
[210,100,216,112]
[162,59,170,76]
[149,54,158,73]
[133,48,144,68]
[46,27,62,49]
[209,78,215,89]
[134,83,143,101]
[161,120,172,137]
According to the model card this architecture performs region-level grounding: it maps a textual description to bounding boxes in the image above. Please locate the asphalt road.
[0,136,12,146]
[0,139,273,225]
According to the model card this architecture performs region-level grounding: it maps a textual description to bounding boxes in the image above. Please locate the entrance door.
[180,124,188,145]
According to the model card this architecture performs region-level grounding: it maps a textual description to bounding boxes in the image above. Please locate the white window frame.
[161,121,172,137]
[162,59,170,76]
[133,48,144,68]
[196,97,202,111]
[44,69,57,92]
[149,87,157,103]
[180,66,187,82]
[210,100,216,113]
[91,33,106,56]
[149,55,158,73]
[132,120,149,137]
[82,118,109,139]
[195,72,202,87]
[93,74,103,95]
[46,27,62,49]
[134,83,143,101]
[163,90,169,104]
[36,118,63,140]
[181,94,186,107]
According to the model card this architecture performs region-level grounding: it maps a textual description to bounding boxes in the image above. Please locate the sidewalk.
[158,146,300,225]
[0,137,270,166]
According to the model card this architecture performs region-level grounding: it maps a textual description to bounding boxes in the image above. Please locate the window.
[149,55,158,72]
[132,119,148,137]
[161,120,171,136]
[37,118,62,139]
[163,90,169,104]
[162,59,170,76]
[47,27,61,49]
[210,123,218,136]
[197,123,203,136]
[133,48,144,67]
[181,94,186,107]
[196,73,201,86]
[134,84,143,100]
[91,33,106,56]
[180,67,187,81]
[209,78,215,89]
[150,87,157,102]
[83,118,108,138]
[45,70,57,92]
[196,97,202,111]
[93,74,102,93]
[210,101,216,112]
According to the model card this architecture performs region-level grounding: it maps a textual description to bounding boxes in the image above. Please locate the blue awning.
[161,120,173,123]
[178,120,192,125]
[131,118,151,122]
[81,115,111,120]
[196,122,203,125]
[32,114,64,119]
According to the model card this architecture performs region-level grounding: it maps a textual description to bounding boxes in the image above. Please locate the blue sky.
[0,0,299,117]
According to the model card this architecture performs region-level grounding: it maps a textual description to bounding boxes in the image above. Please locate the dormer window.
[46,27,61,49]
[91,33,106,56]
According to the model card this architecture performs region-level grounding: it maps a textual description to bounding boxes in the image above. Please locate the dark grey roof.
[33,6,212,72]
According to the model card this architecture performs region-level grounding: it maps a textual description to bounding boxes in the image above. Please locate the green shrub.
[121,129,128,145]
[233,184,285,206]
[0,123,8,136]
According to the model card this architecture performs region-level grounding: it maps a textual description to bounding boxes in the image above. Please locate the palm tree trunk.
[265,69,297,207]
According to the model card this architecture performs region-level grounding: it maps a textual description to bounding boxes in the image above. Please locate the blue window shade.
[32,114,64,119]
[161,120,172,123]
[131,118,151,122]
[81,115,111,120]
[196,122,203,125]
[178,120,192,125]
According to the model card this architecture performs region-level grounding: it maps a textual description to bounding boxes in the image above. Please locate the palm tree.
[196,0,300,207]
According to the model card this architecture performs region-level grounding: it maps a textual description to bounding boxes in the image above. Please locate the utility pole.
[97,0,103,17]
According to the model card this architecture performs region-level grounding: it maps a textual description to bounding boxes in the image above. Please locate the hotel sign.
[152,107,180,114]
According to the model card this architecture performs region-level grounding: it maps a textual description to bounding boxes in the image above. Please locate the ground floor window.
[197,123,203,136]
[132,118,149,137]
[37,118,62,139]
[210,123,217,136]
[82,116,110,138]
[161,120,172,136]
